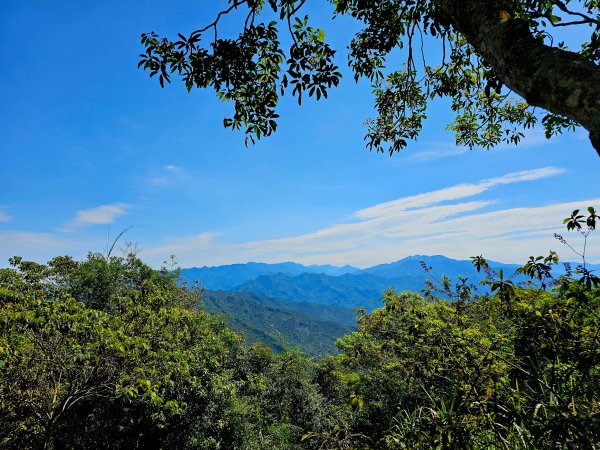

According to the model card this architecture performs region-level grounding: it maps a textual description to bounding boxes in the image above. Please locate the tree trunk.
[434,0,600,156]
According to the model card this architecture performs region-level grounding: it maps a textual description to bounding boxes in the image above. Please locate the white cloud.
[142,165,188,187]
[63,203,131,231]
[141,167,599,267]
[408,146,469,162]
[144,232,220,260]
[0,231,90,266]
[481,166,566,186]
[355,167,565,220]
[0,208,10,222]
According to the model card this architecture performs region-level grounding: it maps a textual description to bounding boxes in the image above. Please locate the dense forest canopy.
[139,0,600,156]
[1,209,598,448]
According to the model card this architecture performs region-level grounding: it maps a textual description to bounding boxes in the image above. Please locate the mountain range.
[181,255,523,310]
[180,261,358,290]
[181,255,598,356]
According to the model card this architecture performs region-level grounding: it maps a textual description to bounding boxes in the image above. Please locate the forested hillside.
[203,290,355,355]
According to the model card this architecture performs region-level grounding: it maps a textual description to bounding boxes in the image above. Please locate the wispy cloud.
[0,231,90,265]
[63,203,131,231]
[408,146,469,162]
[142,165,188,187]
[354,167,565,220]
[141,167,599,267]
[0,207,11,223]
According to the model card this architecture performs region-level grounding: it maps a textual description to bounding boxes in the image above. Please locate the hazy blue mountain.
[181,255,600,354]
[228,256,521,310]
[182,256,596,316]
[361,255,520,280]
[202,290,355,356]
[181,262,309,290]
[180,261,359,290]
[233,272,423,310]
[306,263,360,276]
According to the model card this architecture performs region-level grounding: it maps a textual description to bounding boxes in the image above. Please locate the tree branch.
[434,0,600,155]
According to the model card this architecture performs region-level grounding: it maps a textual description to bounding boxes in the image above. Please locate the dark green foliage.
[0,253,346,449]
[322,284,599,448]
[0,253,243,448]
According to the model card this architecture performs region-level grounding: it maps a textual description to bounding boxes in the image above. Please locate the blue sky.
[1,1,599,268]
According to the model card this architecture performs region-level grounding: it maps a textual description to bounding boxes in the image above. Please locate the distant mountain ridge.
[180,255,529,310]
[181,255,598,294]
[181,261,359,290]
[232,272,421,310]
[362,254,521,279]
[180,256,599,355]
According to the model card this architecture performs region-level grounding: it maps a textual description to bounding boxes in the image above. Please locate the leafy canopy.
[139,0,600,153]
[1,208,599,448]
